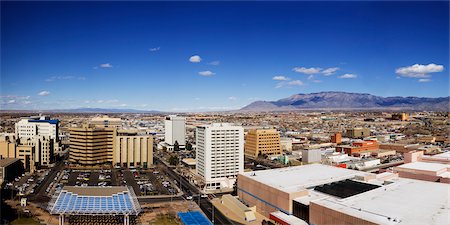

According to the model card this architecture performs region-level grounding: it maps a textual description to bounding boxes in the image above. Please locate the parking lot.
[116,168,178,196]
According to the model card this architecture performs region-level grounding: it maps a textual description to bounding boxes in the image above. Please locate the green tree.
[173,141,180,151]
[169,155,179,166]
[185,141,193,151]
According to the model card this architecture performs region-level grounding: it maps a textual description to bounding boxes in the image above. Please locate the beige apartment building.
[69,125,116,165]
[244,129,282,158]
[114,130,153,168]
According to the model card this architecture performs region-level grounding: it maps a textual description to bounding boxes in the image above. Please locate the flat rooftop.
[396,161,448,172]
[312,178,449,225]
[0,158,20,167]
[63,186,128,196]
[240,164,366,193]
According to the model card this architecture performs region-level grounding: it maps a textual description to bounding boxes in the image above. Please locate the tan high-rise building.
[244,129,282,158]
[114,130,153,168]
[69,125,116,165]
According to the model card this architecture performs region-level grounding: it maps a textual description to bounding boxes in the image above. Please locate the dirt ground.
[139,200,203,224]
[6,200,59,225]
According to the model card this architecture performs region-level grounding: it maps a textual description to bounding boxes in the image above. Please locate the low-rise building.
[0,158,24,185]
[237,164,449,225]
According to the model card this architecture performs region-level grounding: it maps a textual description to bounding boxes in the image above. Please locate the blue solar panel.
[50,188,140,215]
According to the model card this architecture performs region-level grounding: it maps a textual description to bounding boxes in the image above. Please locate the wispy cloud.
[45,76,86,82]
[149,47,161,52]
[418,78,432,83]
[84,99,119,104]
[276,80,304,88]
[208,60,220,66]
[38,91,50,96]
[7,99,16,104]
[189,55,202,63]
[198,70,215,76]
[272,76,290,81]
[99,63,113,68]
[338,74,357,79]
[322,67,339,76]
[293,67,322,74]
[228,96,237,100]
[396,63,444,78]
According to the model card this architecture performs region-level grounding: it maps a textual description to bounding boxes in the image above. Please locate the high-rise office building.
[244,129,282,158]
[114,130,153,168]
[69,125,116,165]
[196,123,244,193]
[69,118,153,168]
[164,115,186,147]
[15,116,59,141]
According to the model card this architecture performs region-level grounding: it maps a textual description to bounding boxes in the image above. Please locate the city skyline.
[1,1,449,111]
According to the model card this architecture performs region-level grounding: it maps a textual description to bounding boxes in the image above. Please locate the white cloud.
[228,96,237,101]
[99,63,113,68]
[208,61,220,66]
[149,47,160,52]
[38,91,50,96]
[418,78,432,83]
[338,74,357,79]
[276,80,304,88]
[293,67,322,74]
[119,103,127,107]
[307,75,314,80]
[7,99,15,104]
[272,76,290,81]
[189,55,202,63]
[396,63,444,78]
[23,101,32,105]
[198,70,215,76]
[322,67,339,76]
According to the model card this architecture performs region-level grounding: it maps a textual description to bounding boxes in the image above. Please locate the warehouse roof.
[312,178,449,225]
[240,164,366,193]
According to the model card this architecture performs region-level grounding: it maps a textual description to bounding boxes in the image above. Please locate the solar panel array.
[49,189,140,215]
[177,211,213,225]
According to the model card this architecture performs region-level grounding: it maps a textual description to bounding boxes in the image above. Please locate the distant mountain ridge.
[241,91,450,111]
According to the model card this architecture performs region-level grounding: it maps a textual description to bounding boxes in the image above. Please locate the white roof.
[312,178,450,225]
[396,162,448,172]
[430,151,450,159]
[270,211,308,225]
[240,164,366,193]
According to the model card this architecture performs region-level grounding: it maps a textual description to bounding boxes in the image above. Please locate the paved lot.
[123,170,141,195]
[88,172,99,186]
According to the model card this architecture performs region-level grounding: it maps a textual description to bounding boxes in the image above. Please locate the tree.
[185,141,193,151]
[173,141,180,151]
[169,155,179,166]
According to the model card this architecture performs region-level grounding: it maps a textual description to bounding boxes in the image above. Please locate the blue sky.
[1,1,448,111]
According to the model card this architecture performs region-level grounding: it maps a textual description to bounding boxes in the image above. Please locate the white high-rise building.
[15,116,60,166]
[15,116,59,141]
[196,123,244,193]
[164,115,186,146]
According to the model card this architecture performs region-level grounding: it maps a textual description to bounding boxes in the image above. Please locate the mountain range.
[240,91,450,111]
